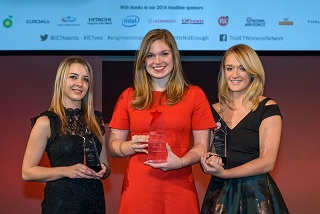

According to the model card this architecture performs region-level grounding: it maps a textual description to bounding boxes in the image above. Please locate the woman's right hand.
[64,163,98,179]
[130,134,149,154]
[200,152,225,176]
[108,129,148,157]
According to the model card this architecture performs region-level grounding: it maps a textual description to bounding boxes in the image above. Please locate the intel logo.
[122,15,139,27]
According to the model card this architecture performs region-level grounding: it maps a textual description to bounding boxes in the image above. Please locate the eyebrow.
[225,64,243,67]
[68,72,89,77]
[148,49,170,54]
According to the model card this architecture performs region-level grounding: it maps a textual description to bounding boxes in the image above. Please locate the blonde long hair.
[218,44,265,113]
[131,29,189,109]
[49,56,103,142]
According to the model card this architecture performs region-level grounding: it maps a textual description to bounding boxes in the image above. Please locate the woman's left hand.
[94,163,110,179]
[144,143,181,171]
[200,152,225,177]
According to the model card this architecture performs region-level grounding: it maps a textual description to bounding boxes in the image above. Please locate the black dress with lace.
[201,98,289,214]
[31,108,106,214]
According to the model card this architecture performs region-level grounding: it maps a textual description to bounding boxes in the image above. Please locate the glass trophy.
[82,134,102,172]
[209,118,227,163]
[148,110,167,163]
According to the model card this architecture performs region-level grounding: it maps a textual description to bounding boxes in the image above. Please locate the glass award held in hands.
[82,134,102,172]
[209,118,227,164]
[148,110,167,163]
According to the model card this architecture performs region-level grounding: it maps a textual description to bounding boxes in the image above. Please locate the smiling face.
[224,53,252,96]
[145,39,174,86]
[62,63,89,108]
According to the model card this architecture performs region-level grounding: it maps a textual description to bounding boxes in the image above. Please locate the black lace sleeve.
[94,111,105,135]
[30,111,61,144]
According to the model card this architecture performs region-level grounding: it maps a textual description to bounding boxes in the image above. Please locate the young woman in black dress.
[200,44,289,214]
[22,56,111,214]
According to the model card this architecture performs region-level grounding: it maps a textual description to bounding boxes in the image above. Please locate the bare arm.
[22,116,98,182]
[108,128,149,158]
[98,133,111,179]
[182,129,210,166]
[201,114,282,179]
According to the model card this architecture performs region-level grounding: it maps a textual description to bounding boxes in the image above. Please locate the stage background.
[0,55,319,214]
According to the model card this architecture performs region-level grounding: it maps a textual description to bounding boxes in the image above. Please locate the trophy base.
[147,159,167,163]
[147,141,167,164]
[89,165,101,172]
[147,150,167,163]
[220,156,227,164]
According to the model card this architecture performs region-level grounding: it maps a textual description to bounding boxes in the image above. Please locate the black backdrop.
[102,60,221,123]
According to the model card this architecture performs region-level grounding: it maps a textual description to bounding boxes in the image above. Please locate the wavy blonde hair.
[49,56,102,142]
[218,44,265,113]
[131,29,189,109]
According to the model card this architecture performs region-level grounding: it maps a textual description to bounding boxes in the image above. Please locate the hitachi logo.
[88,18,111,22]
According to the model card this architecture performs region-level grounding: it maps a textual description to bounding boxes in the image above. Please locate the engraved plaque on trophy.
[209,118,227,163]
[82,134,102,172]
[148,110,167,163]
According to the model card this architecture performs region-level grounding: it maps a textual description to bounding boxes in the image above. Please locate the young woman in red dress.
[108,29,216,214]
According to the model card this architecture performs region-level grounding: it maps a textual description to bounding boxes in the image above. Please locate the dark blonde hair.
[131,29,189,109]
[49,56,103,142]
[218,44,265,112]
